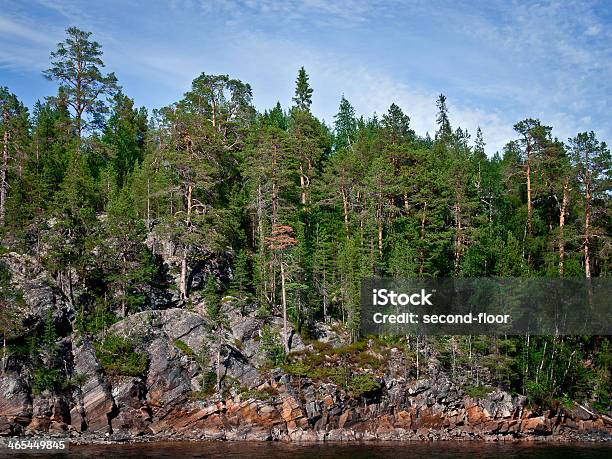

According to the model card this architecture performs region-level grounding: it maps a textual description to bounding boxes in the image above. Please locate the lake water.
[1,441,611,458]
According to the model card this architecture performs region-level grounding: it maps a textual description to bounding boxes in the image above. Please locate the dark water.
[2,442,611,459]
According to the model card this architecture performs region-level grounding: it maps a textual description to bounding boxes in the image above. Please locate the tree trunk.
[1,333,6,374]
[377,208,383,259]
[75,49,83,146]
[415,335,420,380]
[322,267,328,323]
[454,200,462,274]
[341,179,349,237]
[558,178,569,277]
[0,107,9,226]
[299,164,307,206]
[216,328,223,400]
[146,177,151,229]
[419,202,427,275]
[584,149,592,279]
[121,254,127,317]
[526,141,532,268]
[179,184,193,300]
[280,259,289,353]
[526,141,532,236]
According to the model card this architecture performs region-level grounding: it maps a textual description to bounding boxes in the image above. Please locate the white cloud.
[0,16,55,46]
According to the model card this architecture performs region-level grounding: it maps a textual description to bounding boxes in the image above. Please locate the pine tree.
[381,103,413,144]
[43,27,119,142]
[568,132,611,278]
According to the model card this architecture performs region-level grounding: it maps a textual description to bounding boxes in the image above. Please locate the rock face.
[70,339,117,433]
[0,252,610,443]
[0,374,31,435]
[3,359,611,441]
[2,252,73,334]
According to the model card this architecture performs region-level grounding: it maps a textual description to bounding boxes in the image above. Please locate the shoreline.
[4,430,611,446]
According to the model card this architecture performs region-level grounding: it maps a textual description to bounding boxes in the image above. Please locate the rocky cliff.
[0,250,611,443]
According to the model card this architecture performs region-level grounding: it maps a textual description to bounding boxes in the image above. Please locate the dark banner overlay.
[360,278,612,336]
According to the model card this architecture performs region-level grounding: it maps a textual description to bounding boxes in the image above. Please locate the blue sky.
[0,0,610,153]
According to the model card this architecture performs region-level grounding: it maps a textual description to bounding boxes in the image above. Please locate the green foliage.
[463,385,495,398]
[31,367,63,395]
[260,325,287,367]
[240,386,278,401]
[173,338,195,357]
[292,67,313,111]
[188,371,217,399]
[348,374,381,397]
[75,303,118,335]
[0,27,610,412]
[94,334,148,377]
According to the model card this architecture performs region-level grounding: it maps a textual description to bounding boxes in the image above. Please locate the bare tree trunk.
[1,334,6,374]
[584,151,592,279]
[419,202,427,275]
[256,184,269,302]
[341,183,349,237]
[299,164,307,205]
[377,208,383,259]
[179,184,193,300]
[526,142,533,268]
[280,260,289,353]
[558,179,569,277]
[454,200,462,274]
[121,254,127,317]
[526,142,532,236]
[415,334,420,380]
[322,267,328,323]
[216,331,222,399]
[146,177,151,229]
[0,107,9,226]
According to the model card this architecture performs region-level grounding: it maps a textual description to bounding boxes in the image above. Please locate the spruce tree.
[292,67,313,111]
[333,96,356,151]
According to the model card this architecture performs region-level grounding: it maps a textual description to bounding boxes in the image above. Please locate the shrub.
[463,384,495,398]
[173,339,195,357]
[94,334,148,377]
[188,370,218,400]
[261,326,286,367]
[31,367,63,395]
[348,374,381,397]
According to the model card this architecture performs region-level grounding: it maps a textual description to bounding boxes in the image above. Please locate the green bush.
[31,367,63,395]
[348,374,381,397]
[76,303,118,335]
[94,334,148,377]
[261,326,286,367]
[187,370,218,400]
[463,384,495,398]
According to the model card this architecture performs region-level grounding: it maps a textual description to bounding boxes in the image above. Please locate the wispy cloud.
[0,0,609,153]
